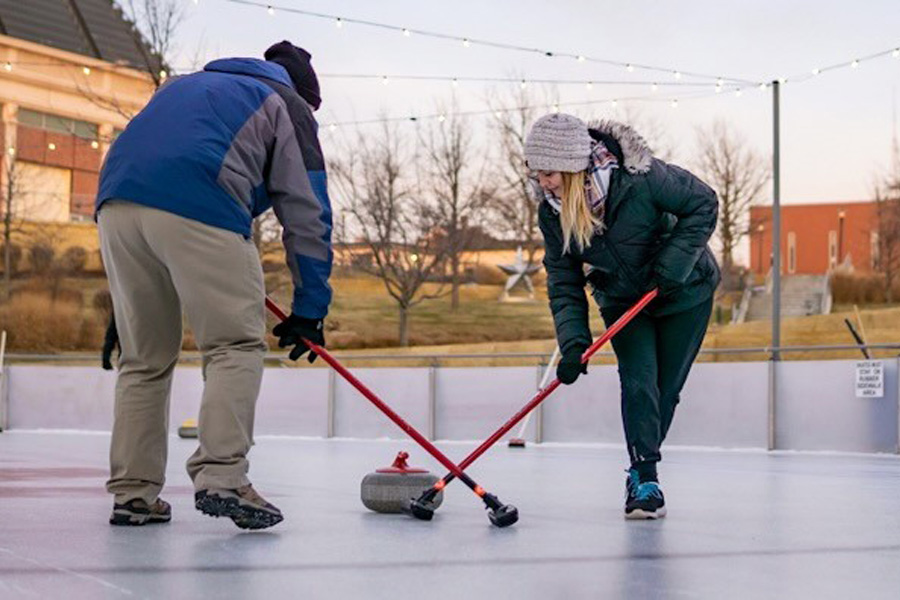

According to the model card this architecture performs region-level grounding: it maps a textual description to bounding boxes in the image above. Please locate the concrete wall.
[3,360,899,453]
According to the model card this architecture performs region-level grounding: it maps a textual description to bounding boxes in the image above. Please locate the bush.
[0,243,22,275]
[92,289,113,320]
[29,243,55,275]
[830,272,900,305]
[0,292,86,351]
[59,246,88,274]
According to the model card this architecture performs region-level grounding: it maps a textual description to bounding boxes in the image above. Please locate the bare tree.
[420,100,492,311]
[330,123,447,346]
[694,120,771,287]
[873,148,900,302]
[77,0,183,119]
[120,0,182,88]
[0,154,59,301]
[486,87,545,270]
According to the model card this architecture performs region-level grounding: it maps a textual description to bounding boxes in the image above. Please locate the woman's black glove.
[556,344,589,385]
[650,272,681,299]
[101,315,119,370]
[272,314,325,363]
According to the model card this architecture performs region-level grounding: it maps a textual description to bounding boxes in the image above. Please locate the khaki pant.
[98,201,267,504]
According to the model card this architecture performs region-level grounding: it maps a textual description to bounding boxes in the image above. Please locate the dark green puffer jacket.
[539,120,720,355]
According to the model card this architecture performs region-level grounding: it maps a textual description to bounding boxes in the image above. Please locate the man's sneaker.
[624,468,640,504]
[195,485,283,530]
[110,498,172,526]
[624,482,667,520]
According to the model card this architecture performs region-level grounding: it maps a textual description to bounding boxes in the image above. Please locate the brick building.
[749,201,880,276]
[0,0,156,222]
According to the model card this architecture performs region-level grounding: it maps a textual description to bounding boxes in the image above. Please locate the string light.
[552,104,560,113]
[611,99,618,108]
[335,17,343,28]
[735,89,743,97]
[519,80,527,89]
[670,99,679,109]
[402,28,411,37]
[585,81,593,90]
[91,141,100,149]
[329,123,337,132]
[626,64,634,72]
[715,84,722,94]
[47,143,57,151]
[894,48,900,58]
[209,0,749,84]
[673,71,682,80]
[451,78,459,88]
[381,75,389,85]
[82,66,91,75]
[576,55,585,63]
[3,62,11,72]
[812,68,821,76]
[759,82,768,91]
[438,113,446,122]
[851,59,860,68]
[159,69,168,80]
[6,146,14,156]
[266,5,274,16]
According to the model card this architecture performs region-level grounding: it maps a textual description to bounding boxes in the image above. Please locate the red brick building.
[1,0,156,222]
[749,201,879,275]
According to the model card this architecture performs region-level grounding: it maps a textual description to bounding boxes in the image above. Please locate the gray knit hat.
[524,113,591,172]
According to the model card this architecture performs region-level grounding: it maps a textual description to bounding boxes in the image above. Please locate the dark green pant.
[601,298,712,468]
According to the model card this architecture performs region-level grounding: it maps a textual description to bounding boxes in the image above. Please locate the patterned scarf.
[533,140,619,231]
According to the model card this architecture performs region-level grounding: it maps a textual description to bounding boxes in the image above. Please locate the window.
[871,232,881,270]
[828,230,838,268]
[17,108,98,140]
[11,162,71,222]
[787,232,797,274]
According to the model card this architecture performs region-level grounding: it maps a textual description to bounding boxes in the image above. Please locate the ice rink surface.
[1,431,899,599]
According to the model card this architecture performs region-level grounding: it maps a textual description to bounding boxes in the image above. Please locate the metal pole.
[326,368,336,438]
[427,362,437,440]
[767,356,777,451]
[896,355,900,454]
[772,80,782,362]
[0,330,6,431]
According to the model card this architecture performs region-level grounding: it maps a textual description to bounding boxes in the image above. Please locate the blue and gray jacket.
[96,58,332,319]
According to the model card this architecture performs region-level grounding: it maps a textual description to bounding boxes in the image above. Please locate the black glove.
[556,345,588,385]
[650,271,682,299]
[272,314,325,363]
[101,315,119,371]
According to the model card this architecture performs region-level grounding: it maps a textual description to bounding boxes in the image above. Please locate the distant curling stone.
[361,452,443,514]
[178,418,198,439]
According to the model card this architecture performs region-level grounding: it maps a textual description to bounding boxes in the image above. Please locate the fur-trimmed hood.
[586,119,653,175]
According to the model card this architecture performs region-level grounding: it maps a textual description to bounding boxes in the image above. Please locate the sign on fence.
[855,360,884,398]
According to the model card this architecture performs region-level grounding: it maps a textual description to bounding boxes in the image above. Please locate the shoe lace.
[635,482,662,501]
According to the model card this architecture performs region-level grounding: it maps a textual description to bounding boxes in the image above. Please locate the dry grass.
[0,292,101,352]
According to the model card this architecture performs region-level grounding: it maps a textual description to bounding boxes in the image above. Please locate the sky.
[173,0,900,210]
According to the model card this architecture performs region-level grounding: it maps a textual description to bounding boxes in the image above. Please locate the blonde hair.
[559,171,601,254]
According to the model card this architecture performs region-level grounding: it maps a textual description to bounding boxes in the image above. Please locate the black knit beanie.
[264,41,321,110]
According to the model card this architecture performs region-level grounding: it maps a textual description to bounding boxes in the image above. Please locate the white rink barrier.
[4,359,899,453]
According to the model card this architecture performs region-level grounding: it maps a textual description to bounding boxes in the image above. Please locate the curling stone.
[177,418,198,439]
[361,451,444,514]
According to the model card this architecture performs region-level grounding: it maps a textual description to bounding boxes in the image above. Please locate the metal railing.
[5,343,900,366]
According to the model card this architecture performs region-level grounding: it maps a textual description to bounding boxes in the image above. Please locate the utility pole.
[771,80,782,362]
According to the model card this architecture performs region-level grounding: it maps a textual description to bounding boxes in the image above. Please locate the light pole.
[838,210,846,267]
[756,223,765,275]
